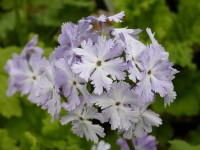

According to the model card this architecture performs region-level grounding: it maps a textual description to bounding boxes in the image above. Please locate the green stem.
[127,139,135,150]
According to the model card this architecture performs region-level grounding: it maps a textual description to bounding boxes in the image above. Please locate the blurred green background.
[0,0,200,149]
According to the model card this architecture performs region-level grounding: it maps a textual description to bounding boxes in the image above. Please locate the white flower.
[61,104,105,143]
[55,58,90,111]
[124,34,146,82]
[121,104,162,139]
[72,36,126,95]
[94,82,143,130]
[33,62,61,121]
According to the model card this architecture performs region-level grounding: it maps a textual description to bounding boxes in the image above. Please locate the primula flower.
[121,104,162,139]
[94,82,143,130]
[135,28,177,102]
[5,54,46,100]
[91,140,111,150]
[61,103,105,143]
[5,35,45,98]
[51,20,97,64]
[72,36,126,95]
[123,33,146,83]
[55,58,90,111]
[33,62,61,121]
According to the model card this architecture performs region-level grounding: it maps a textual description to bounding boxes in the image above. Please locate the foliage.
[169,140,200,150]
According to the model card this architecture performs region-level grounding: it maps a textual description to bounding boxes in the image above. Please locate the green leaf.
[6,99,45,139]
[165,42,195,69]
[169,140,200,150]
[0,129,19,150]
[0,75,22,118]
[20,132,39,150]
[152,69,200,117]
[40,114,86,150]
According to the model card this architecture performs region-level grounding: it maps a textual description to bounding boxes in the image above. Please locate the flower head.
[5,53,46,100]
[94,82,143,130]
[135,28,178,103]
[52,20,97,64]
[121,104,162,139]
[55,57,91,111]
[61,103,105,143]
[72,36,126,95]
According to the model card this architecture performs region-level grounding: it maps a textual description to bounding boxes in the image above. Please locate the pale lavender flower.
[164,68,179,106]
[72,36,126,95]
[124,34,146,83]
[61,103,105,143]
[52,20,97,64]
[146,28,169,60]
[121,104,162,139]
[33,62,61,121]
[91,140,111,150]
[5,54,46,100]
[135,28,177,102]
[93,82,143,130]
[133,134,157,150]
[54,58,90,111]
[5,35,45,97]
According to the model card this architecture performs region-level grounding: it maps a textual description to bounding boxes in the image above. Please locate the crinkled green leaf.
[20,132,39,150]
[40,114,86,150]
[6,99,44,140]
[169,140,200,150]
[0,129,19,150]
[153,69,200,117]
[165,42,196,69]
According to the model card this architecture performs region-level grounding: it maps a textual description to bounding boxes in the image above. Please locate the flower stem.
[127,139,135,150]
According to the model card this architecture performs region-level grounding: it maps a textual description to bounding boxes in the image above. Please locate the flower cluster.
[5,11,178,144]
